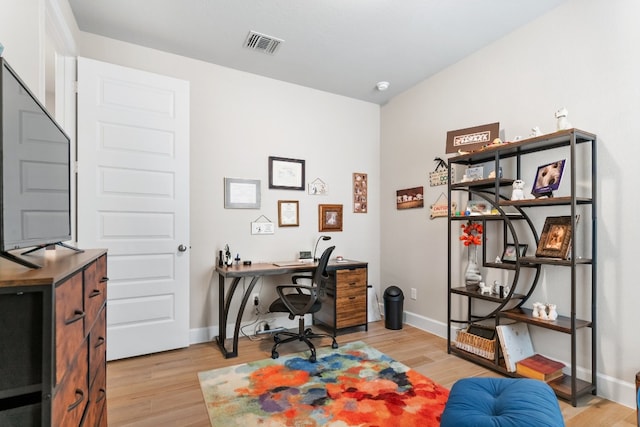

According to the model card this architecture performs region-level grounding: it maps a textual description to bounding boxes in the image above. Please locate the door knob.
[178,244,188,252]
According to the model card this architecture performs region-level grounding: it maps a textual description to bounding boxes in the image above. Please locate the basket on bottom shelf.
[455,324,496,360]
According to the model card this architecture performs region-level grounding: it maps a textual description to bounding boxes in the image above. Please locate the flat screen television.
[0,58,78,268]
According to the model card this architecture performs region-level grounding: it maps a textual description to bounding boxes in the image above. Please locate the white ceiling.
[68,0,566,105]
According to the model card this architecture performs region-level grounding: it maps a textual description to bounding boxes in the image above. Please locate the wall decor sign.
[319,204,343,232]
[429,157,453,187]
[224,178,261,209]
[278,200,299,227]
[446,122,500,154]
[250,215,275,235]
[269,156,305,190]
[429,193,456,219]
[396,186,424,210]
[353,173,368,213]
[308,178,328,195]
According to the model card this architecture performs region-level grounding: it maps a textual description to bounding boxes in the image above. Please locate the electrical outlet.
[410,288,417,300]
[253,293,259,306]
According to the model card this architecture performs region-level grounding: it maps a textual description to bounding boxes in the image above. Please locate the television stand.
[0,251,42,269]
[21,241,84,256]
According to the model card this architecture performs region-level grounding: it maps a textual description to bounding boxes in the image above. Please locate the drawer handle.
[67,389,85,411]
[95,337,106,348]
[349,282,357,286]
[100,276,109,283]
[65,310,86,325]
[89,289,102,298]
[96,388,106,403]
[349,296,356,300]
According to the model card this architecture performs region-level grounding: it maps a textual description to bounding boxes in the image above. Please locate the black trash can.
[383,285,404,330]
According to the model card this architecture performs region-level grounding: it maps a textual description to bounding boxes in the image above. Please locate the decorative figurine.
[511,179,526,201]
[479,282,492,294]
[529,126,543,137]
[555,107,572,130]
[547,304,558,321]
[224,244,233,267]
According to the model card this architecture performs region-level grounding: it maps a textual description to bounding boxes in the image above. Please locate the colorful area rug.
[198,341,449,426]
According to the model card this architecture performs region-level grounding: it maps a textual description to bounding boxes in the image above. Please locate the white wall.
[381,0,639,407]
[75,33,381,336]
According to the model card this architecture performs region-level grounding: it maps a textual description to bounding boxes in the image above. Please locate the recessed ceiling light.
[376,81,390,91]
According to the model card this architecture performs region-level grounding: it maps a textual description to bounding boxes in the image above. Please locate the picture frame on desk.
[278,200,299,227]
[269,156,305,190]
[319,204,343,232]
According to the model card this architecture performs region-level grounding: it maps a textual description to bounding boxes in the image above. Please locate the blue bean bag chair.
[441,377,565,427]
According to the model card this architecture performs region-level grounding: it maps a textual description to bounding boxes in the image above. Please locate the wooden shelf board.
[519,256,592,266]
[500,196,592,207]
[451,286,525,302]
[499,307,592,333]
[548,375,595,401]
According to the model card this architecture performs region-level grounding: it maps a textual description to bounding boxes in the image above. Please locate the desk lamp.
[313,235,332,262]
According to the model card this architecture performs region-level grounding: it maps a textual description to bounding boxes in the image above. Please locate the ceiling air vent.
[244,31,283,55]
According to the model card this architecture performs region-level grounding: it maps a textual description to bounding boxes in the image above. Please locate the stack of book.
[515,353,565,382]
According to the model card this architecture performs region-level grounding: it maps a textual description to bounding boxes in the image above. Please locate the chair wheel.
[272,351,279,359]
[332,342,339,349]
[309,354,316,362]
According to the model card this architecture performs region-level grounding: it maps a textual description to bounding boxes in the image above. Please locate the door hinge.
[73,81,79,93]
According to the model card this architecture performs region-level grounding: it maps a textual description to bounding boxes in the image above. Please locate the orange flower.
[460,222,483,246]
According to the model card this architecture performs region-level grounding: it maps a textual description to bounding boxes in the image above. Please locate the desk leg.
[215,274,260,358]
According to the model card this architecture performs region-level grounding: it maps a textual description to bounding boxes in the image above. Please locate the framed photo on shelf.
[269,156,305,190]
[278,200,299,227]
[466,200,491,215]
[318,204,343,232]
[535,216,572,259]
[531,159,565,197]
[501,243,528,263]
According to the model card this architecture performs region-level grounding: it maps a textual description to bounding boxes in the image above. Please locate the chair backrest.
[311,246,335,289]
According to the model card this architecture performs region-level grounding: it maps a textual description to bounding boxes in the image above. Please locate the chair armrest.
[276,284,317,316]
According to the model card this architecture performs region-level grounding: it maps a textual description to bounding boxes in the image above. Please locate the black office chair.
[269,245,338,362]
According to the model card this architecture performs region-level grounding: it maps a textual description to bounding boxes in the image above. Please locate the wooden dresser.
[314,261,368,334]
[0,249,107,426]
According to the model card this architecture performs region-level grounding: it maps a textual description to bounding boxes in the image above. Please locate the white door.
[77,57,190,360]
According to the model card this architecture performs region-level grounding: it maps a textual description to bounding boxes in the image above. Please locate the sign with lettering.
[446,122,500,154]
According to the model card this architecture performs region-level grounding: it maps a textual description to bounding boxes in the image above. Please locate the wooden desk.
[215,259,367,358]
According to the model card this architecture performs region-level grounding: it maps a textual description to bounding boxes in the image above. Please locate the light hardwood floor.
[107,321,635,426]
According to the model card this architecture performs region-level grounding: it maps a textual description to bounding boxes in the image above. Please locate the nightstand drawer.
[52,341,88,427]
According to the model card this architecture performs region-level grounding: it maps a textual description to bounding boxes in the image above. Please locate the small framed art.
[319,204,343,232]
[353,173,367,213]
[535,216,572,259]
[269,156,305,190]
[531,159,565,197]
[224,178,261,209]
[501,244,528,263]
[278,200,299,227]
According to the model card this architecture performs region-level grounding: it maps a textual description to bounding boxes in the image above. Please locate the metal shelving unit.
[446,128,597,406]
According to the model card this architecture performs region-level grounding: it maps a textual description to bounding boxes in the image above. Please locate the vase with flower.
[460,221,483,290]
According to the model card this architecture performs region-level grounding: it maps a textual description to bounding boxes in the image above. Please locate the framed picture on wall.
[353,173,367,213]
[278,200,299,227]
[319,204,343,232]
[269,156,305,190]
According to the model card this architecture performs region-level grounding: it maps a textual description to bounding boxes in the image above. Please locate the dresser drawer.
[53,341,88,427]
[55,272,85,385]
[89,306,107,388]
[336,268,367,288]
[84,256,107,335]
[336,294,367,329]
[83,359,107,427]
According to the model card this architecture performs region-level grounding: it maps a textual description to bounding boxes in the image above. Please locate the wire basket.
[455,326,496,360]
